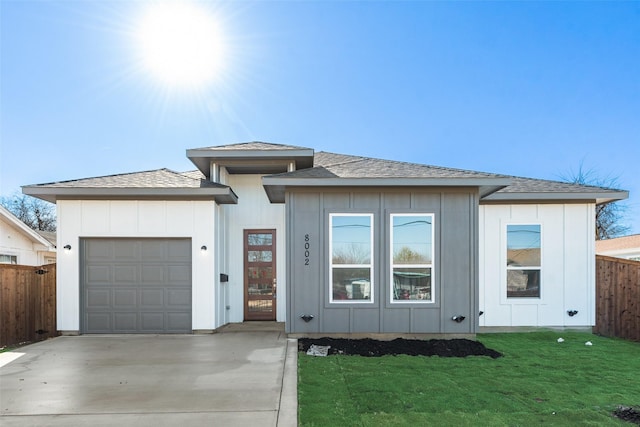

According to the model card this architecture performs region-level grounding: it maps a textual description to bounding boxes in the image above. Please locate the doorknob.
[273,278,277,298]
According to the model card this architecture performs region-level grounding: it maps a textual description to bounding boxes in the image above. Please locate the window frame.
[329,213,375,304]
[389,213,435,304]
[0,254,18,265]
[505,223,542,299]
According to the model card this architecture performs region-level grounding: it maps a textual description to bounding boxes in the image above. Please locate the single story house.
[596,234,640,261]
[0,204,56,266]
[23,142,628,336]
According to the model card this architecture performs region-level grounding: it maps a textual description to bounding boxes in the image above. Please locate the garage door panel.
[141,265,165,283]
[114,289,137,307]
[168,265,190,282]
[140,313,164,331]
[86,289,110,308]
[86,240,113,260]
[141,241,166,260]
[82,238,192,334]
[140,289,164,307]
[86,313,111,332]
[167,240,191,261]
[114,265,138,283]
[114,240,138,259]
[86,265,111,283]
[167,289,190,306]
[167,313,191,331]
[114,313,138,331]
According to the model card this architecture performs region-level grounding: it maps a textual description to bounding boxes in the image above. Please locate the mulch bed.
[614,406,640,425]
[298,337,502,358]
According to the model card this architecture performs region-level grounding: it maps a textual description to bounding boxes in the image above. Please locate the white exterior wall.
[56,200,216,332]
[0,217,55,265]
[479,203,596,328]
[223,174,286,323]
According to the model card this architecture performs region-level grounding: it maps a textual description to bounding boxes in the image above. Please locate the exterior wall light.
[452,315,466,323]
[300,314,314,323]
[200,245,207,251]
[63,245,72,251]
[567,310,578,317]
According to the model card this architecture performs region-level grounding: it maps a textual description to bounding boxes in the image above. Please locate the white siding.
[479,203,595,328]
[56,200,216,332]
[0,217,55,266]
[224,174,286,322]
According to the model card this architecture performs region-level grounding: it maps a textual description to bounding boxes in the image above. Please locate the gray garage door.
[81,238,192,334]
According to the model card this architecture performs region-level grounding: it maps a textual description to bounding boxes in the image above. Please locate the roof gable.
[0,205,55,249]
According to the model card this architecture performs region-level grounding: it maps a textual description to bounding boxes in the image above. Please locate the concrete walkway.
[0,330,297,426]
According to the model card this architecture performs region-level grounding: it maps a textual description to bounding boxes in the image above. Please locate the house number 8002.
[304,234,310,266]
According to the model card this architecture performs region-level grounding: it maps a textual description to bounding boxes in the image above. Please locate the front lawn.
[298,331,640,426]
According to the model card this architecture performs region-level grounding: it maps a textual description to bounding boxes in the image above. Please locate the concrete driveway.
[0,331,297,426]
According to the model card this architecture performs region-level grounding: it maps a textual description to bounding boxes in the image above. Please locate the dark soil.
[298,337,502,358]
[614,406,640,425]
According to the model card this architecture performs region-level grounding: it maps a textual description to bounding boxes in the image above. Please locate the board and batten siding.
[286,187,479,335]
[56,200,216,333]
[479,203,596,328]
[223,174,286,322]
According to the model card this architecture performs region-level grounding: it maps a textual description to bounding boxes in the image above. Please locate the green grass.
[298,332,640,426]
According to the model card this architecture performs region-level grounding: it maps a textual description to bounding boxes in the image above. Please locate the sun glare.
[135,1,225,90]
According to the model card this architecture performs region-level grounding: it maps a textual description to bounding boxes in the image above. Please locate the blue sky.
[1,1,638,233]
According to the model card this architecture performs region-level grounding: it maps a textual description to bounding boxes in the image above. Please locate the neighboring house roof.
[23,168,238,204]
[0,205,56,250]
[596,234,640,258]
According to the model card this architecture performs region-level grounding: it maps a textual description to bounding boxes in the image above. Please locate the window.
[506,224,541,298]
[0,254,18,264]
[390,214,434,303]
[330,214,373,303]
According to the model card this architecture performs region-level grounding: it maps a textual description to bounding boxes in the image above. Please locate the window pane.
[248,251,272,262]
[393,268,431,301]
[507,269,540,298]
[507,225,541,267]
[247,233,272,246]
[248,266,273,279]
[0,254,17,264]
[332,268,371,301]
[392,215,432,264]
[331,215,371,264]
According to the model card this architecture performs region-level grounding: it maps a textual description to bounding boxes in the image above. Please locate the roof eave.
[186,148,315,176]
[22,186,239,205]
[481,190,629,205]
[262,177,512,203]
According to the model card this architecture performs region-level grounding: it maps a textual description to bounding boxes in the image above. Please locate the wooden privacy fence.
[595,255,640,341]
[0,263,57,348]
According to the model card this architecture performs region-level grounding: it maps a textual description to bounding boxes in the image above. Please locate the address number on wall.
[304,234,310,266]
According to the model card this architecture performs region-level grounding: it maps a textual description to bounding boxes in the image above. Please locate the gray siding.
[286,188,479,334]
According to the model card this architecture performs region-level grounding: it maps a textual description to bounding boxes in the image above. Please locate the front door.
[244,229,276,321]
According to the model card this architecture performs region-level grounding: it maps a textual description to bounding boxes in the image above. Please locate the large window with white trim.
[330,213,373,303]
[390,214,434,303]
[506,224,541,298]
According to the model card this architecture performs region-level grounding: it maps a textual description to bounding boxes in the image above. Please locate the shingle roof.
[22,169,238,204]
[263,151,627,204]
[189,141,312,151]
[26,168,218,189]
[311,151,504,179]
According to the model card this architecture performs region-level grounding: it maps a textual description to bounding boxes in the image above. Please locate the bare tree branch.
[559,163,629,240]
[0,193,56,232]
